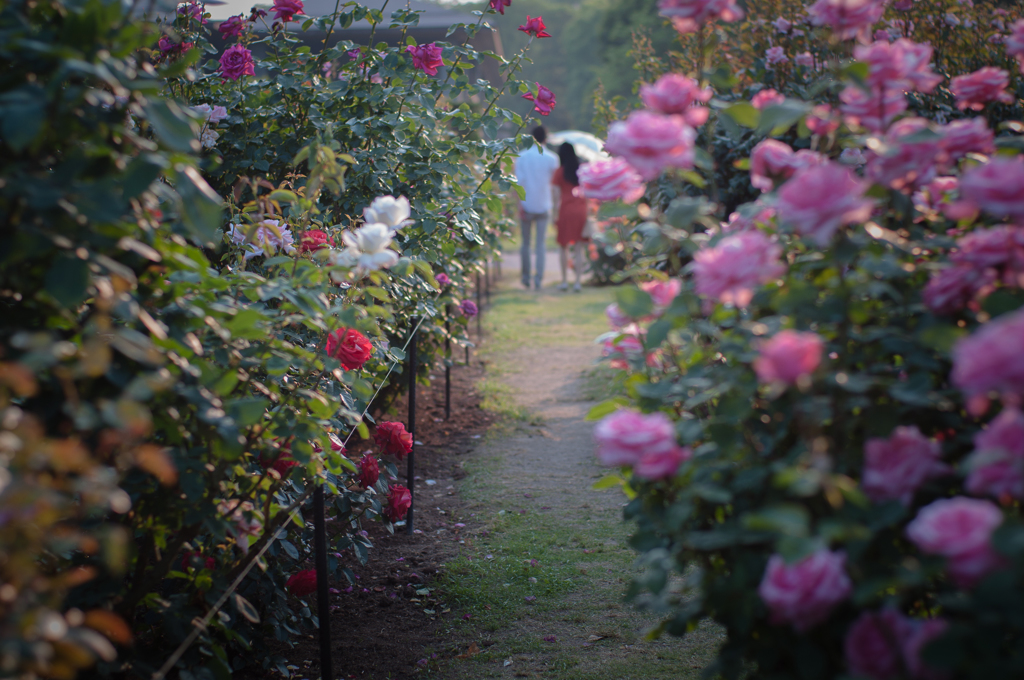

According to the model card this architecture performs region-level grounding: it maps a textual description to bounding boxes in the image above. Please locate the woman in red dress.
[551,142,589,292]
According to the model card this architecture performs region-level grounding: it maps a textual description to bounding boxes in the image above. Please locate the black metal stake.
[475,272,482,338]
[465,343,470,366]
[444,305,451,421]
[406,321,417,535]
[313,484,333,680]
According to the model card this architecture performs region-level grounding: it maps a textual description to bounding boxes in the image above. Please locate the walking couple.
[514,126,591,292]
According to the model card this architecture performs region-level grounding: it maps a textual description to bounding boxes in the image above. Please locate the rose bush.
[585,0,1024,678]
[0,0,552,675]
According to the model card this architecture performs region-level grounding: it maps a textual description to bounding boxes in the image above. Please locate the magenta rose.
[639,73,711,125]
[840,86,907,132]
[489,0,511,14]
[853,39,941,93]
[805,104,839,135]
[602,334,645,370]
[844,608,916,680]
[633,445,692,481]
[459,299,478,318]
[959,157,1024,221]
[750,88,784,110]
[406,43,444,76]
[758,549,852,632]
[522,83,556,116]
[435,272,451,286]
[593,409,677,468]
[286,569,317,597]
[750,139,796,192]
[517,15,550,38]
[693,230,786,308]
[358,455,379,489]
[951,307,1024,402]
[862,426,948,506]
[937,118,994,167]
[218,14,246,39]
[922,264,992,315]
[951,67,1013,111]
[866,117,940,192]
[639,279,681,314]
[271,0,303,22]
[906,496,1006,588]
[776,162,873,246]
[219,44,255,81]
[658,0,744,34]
[577,158,646,203]
[753,330,823,386]
[605,303,631,329]
[604,111,696,180]
[965,407,1024,500]
[385,484,412,522]
[807,0,885,40]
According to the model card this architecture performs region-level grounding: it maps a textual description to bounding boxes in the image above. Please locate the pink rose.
[844,608,916,680]
[750,139,795,191]
[594,409,678,467]
[518,15,551,38]
[602,333,645,370]
[765,46,788,66]
[854,39,941,93]
[489,0,511,14]
[805,104,839,135]
[758,549,852,632]
[839,85,907,132]
[639,74,711,126]
[578,158,646,203]
[435,272,451,286]
[776,162,874,246]
[862,426,948,506]
[753,330,823,386]
[795,51,816,68]
[605,303,631,329]
[807,0,885,40]
[965,407,1024,500]
[750,88,785,110]
[218,14,246,39]
[604,111,696,180]
[639,279,681,313]
[406,43,444,76]
[950,67,1013,110]
[658,0,744,34]
[1006,19,1024,73]
[922,264,993,315]
[219,44,255,81]
[936,118,994,169]
[633,445,692,480]
[950,225,1023,274]
[951,307,1024,402]
[692,230,786,308]
[865,117,940,191]
[772,16,792,32]
[959,157,1024,221]
[906,496,1006,588]
[522,83,556,116]
[913,176,959,216]
[271,0,303,21]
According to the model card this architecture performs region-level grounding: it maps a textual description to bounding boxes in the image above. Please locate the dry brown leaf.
[134,445,178,486]
[84,610,133,645]
[456,642,480,659]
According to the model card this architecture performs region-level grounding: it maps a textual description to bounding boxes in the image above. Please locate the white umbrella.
[547,130,608,163]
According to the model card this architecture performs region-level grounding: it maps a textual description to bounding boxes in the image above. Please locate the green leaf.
[45,255,90,309]
[0,84,46,151]
[280,539,300,559]
[225,397,268,427]
[585,398,628,421]
[593,473,624,490]
[123,154,168,199]
[268,190,299,204]
[175,165,224,246]
[144,99,198,153]
[756,100,811,136]
[742,504,810,537]
[722,102,758,128]
[615,286,654,319]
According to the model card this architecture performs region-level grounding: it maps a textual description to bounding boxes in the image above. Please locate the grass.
[422,276,723,679]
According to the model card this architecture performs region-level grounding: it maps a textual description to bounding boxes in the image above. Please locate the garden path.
[433,256,720,680]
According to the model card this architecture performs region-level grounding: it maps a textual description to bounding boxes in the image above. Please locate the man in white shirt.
[513,126,560,290]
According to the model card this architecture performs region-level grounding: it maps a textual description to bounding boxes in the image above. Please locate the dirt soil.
[262,359,493,680]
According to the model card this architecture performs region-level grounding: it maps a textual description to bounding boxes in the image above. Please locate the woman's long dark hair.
[558,142,580,186]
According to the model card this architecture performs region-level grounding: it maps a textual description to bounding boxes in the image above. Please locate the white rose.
[200,128,219,148]
[363,195,413,230]
[344,222,393,254]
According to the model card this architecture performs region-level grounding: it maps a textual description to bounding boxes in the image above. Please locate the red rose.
[285,569,317,597]
[259,449,299,477]
[374,421,413,460]
[181,550,215,571]
[299,229,332,253]
[359,455,379,488]
[325,328,373,371]
[385,484,412,522]
[518,15,550,38]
